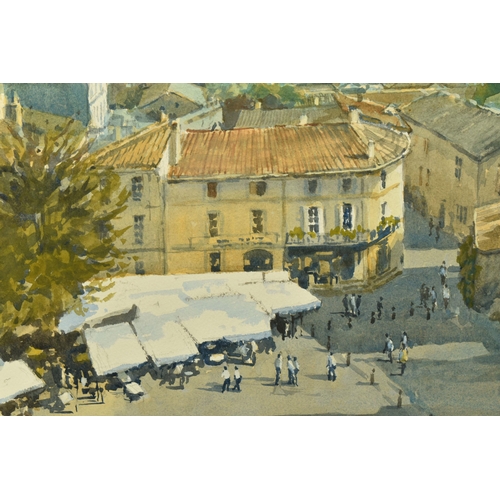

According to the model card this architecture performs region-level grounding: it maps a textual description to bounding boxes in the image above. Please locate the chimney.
[368,140,375,160]
[6,91,23,128]
[348,106,360,124]
[299,114,308,126]
[168,122,182,165]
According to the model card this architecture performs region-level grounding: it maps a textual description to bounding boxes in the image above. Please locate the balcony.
[286,217,401,248]
[189,232,280,249]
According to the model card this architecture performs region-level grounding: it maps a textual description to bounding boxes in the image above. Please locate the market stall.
[0,359,45,405]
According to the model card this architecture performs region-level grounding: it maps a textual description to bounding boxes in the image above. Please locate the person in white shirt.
[327,352,336,381]
[293,357,300,386]
[443,284,451,310]
[287,356,295,384]
[221,366,231,393]
[274,353,282,386]
[232,366,242,392]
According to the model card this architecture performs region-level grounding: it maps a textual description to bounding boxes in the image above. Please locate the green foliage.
[289,226,305,239]
[457,235,482,309]
[472,83,500,106]
[0,121,129,339]
[377,215,400,232]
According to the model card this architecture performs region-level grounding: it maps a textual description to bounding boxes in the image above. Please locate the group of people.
[419,261,451,316]
[274,353,300,386]
[221,365,242,393]
[342,293,362,317]
[382,332,409,375]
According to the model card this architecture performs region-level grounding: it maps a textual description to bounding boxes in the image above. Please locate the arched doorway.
[243,249,273,272]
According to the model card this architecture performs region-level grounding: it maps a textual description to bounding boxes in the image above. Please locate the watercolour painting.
[2,82,500,417]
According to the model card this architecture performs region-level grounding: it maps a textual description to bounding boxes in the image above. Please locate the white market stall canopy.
[236,280,322,315]
[60,272,321,372]
[0,359,45,405]
[84,324,148,376]
[179,294,272,344]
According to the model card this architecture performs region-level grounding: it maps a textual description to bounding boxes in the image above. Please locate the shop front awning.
[83,324,148,376]
[179,294,272,344]
[0,359,45,405]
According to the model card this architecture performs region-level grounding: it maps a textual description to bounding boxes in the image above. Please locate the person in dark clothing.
[420,284,427,307]
[346,352,351,367]
[342,294,349,316]
[429,217,434,236]
[221,366,231,393]
[409,302,415,317]
[377,297,384,319]
[426,307,431,320]
[232,366,242,392]
[327,320,332,331]
[370,312,376,324]
[356,295,362,316]
[391,307,396,320]
[347,317,353,329]
[435,224,441,243]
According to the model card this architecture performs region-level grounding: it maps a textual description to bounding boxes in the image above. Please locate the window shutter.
[351,205,356,229]
[300,206,307,231]
[317,207,325,234]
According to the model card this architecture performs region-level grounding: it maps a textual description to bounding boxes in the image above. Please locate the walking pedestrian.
[232,366,242,391]
[409,302,415,317]
[347,317,353,329]
[293,357,300,386]
[342,294,349,316]
[377,297,384,319]
[327,335,331,351]
[221,366,231,393]
[274,353,282,386]
[327,319,332,331]
[435,223,441,243]
[398,344,409,375]
[356,294,362,316]
[431,286,437,312]
[397,389,403,408]
[426,307,431,320]
[383,333,394,363]
[391,307,396,321]
[346,352,351,367]
[401,331,408,348]
[327,352,337,381]
[350,293,357,317]
[439,261,447,286]
[420,284,427,307]
[429,217,434,236]
[370,368,375,385]
[287,356,295,385]
[311,324,315,337]
[443,284,451,310]
[370,312,376,324]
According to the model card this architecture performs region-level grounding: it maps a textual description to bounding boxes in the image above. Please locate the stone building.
[93,107,410,289]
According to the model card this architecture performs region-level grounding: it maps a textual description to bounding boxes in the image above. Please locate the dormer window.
[250,181,267,196]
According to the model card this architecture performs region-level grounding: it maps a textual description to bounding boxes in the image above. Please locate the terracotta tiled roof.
[169,123,409,180]
[92,122,170,169]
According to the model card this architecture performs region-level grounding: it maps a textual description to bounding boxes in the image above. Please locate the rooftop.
[169,123,409,180]
[400,92,500,161]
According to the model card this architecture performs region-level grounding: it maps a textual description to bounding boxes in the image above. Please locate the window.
[381,202,387,217]
[419,166,423,187]
[252,210,264,234]
[456,205,468,224]
[249,181,267,196]
[135,261,145,275]
[342,178,352,192]
[207,182,217,198]
[208,212,219,237]
[423,138,429,154]
[380,170,387,189]
[343,203,353,230]
[132,176,143,201]
[307,207,320,233]
[455,156,462,180]
[210,252,221,272]
[426,168,431,187]
[134,215,144,245]
[308,179,318,194]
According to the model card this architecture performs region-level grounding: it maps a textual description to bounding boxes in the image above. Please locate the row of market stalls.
[0,358,45,408]
[59,271,321,378]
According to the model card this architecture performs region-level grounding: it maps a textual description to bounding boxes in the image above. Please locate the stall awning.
[236,281,321,315]
[133,314,199,367]
[84,324,148,376]
[179,295,272,344]
[0,359,45,405]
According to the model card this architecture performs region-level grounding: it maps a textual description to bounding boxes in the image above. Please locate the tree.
[0,120,129,340]
[457,235,482,310]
